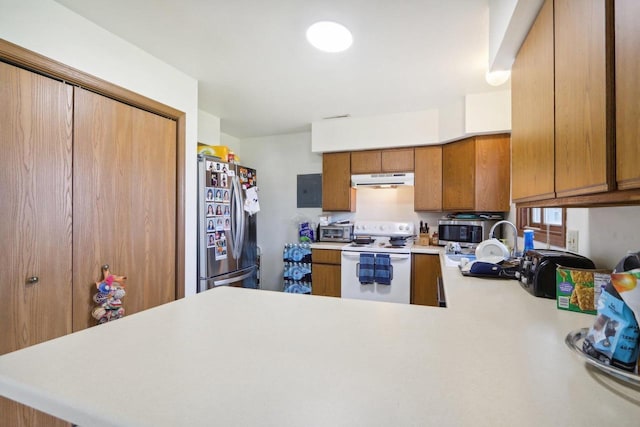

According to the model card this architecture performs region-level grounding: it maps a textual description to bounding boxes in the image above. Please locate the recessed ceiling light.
[306,21,353,53]
[485,69,511,86]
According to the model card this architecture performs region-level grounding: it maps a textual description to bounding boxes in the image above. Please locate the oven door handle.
[353,262,395,281]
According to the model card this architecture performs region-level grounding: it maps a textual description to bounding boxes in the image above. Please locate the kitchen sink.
[445,254,476,262]
[444,253,476,268]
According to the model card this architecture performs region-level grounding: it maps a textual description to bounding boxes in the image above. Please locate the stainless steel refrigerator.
[198,155,258,292]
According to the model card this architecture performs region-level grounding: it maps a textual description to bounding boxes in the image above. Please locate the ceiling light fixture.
[485,69,511,86]
[306,21,353,53]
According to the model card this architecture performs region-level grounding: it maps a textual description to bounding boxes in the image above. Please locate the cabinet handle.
[26,276,39,284]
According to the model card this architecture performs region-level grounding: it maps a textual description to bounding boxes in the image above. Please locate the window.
[517,207,566,247]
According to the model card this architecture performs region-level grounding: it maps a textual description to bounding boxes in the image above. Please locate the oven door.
[340,251,411,303]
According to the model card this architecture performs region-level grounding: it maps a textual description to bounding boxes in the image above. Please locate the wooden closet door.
[72,87,177,331]
[0,62,72,426]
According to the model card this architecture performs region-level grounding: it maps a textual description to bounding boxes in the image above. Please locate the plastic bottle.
[523,229,535,253]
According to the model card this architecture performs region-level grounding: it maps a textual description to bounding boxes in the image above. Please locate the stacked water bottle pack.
[283,243,312,294]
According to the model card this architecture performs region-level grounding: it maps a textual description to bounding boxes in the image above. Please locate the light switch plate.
[567,229,579,253]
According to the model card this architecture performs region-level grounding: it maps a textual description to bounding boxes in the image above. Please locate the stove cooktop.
[343,238,413,254]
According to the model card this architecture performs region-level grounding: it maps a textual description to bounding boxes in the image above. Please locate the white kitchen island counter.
[1,261,639,426]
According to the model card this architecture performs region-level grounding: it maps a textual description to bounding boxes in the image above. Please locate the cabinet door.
[411,254,440,306]
[475,134,511,212]
[322,152,355,212]
[443,138,475,211]
[312,264,341,297]
[511,0,555,202]
[414,145,442,211]
[554,0,614,197]
[615,0,640,190]
[351,150,381,174]
[72,88,177,331]
[312,249,342,264]
[0,62,73,427]
[381,148,414,172]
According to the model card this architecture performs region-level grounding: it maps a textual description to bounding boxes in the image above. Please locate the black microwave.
[437,219,497,248]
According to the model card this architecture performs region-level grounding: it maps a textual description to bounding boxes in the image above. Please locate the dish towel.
[359,253,375,284]
[374,254,391,285]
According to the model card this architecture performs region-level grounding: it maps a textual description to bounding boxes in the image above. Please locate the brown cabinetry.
[351,148,414,174]
[554,0,614,197]
[414,145,443,211]
[511,0,638,206]
[442,134,510,212]
[511,0,555,202]
[615,0,640,190]
[322,152,355,212]
[411,254,441,306]
[311,249,341,297]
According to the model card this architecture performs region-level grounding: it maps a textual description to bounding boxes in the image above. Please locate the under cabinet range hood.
[351,172,414,187]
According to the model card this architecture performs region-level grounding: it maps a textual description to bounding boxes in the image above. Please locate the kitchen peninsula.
[0,251,638,426]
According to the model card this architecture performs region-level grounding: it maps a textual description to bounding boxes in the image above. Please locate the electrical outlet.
[567,229,579,253]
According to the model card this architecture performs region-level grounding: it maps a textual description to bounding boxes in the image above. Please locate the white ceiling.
[55,0,514,139]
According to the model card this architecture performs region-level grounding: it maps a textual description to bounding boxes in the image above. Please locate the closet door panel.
[72,88,176,331]
[0,61,72,426]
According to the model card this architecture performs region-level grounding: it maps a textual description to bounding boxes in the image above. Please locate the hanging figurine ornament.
[92,264,127,324]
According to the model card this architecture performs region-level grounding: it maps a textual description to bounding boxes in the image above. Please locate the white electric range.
[341,221,414,303]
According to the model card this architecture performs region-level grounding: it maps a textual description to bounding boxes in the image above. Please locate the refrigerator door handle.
[213,267,255,287]
[233,175,245,258]
[230,175,240,258]
[236,176,246,258]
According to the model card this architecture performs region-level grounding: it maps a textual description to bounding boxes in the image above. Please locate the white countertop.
[1,252,639,426]
[309,241,348,250]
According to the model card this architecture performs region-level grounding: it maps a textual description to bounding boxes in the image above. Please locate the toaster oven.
[517,249,595,298]
[319,224,353,243]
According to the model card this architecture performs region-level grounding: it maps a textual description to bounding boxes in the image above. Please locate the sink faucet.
[489,220,518,258]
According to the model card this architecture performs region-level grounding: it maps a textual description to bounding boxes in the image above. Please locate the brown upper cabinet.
[322,152,355,212]
[351,148,414,174]
[554,0,614,198]
[414,145,443,211]
[511,0,555,202]
[512,0,627,205]
[615,0,640,190]
[442,134,510,212]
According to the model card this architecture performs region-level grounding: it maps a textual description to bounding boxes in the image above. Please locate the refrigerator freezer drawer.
[199,266,257,292]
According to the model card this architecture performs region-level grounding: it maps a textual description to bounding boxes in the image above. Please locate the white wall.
[582,206,640,269]
[465,91,511,134]
[1,0,200,296]
[236,132,323,291]
[312,110,440,153]
[198,110,221,146]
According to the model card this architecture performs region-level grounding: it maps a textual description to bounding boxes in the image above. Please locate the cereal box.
[556,266,612,314]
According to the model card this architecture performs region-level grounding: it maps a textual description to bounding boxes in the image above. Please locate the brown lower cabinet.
[411,254,442,306]
[311,249,341,297]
